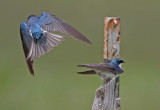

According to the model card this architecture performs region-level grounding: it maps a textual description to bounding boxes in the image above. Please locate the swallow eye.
[120,60,125,63]
[119,60,123,63]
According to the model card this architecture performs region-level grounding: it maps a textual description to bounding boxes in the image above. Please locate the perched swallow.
[20,12,91,75]
[77,58,125,81]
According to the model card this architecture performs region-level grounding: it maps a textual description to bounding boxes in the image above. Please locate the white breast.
[119,63,122,69]
[95,70,117,80]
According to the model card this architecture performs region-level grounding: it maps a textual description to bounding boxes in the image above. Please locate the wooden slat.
[92,17,120,110]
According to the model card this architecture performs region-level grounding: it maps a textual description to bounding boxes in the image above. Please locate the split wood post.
[92,17,121,110]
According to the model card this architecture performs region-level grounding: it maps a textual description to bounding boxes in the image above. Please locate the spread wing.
[27,32,65,61]
[78,63,116,73]
[39,12,91,44]
[20,22,34,75]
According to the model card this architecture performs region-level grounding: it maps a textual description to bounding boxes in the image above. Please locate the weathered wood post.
[92,17,120,110]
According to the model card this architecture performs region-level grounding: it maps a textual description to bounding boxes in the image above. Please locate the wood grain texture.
[92,17,120,110]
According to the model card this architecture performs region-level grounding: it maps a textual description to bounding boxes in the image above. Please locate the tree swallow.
[20,12,92,75]
[77,58,125,81]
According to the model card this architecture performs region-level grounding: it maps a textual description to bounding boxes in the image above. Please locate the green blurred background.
[0,0,159,110]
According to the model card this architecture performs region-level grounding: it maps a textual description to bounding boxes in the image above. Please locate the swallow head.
[30,26,43,44]
[111,58,125,65]
[27,15,36,20]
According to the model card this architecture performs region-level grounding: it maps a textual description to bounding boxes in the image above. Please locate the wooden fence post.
[92,17,120,110]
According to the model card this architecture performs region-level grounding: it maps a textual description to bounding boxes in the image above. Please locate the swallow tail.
[77,64,89,67]
[26,60,34,75]
[77,70,96,75]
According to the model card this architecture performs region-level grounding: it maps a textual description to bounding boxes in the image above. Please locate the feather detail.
[77,63,115,73]
[27,32,65,61]
[77,70,96,75]
[39,12,91,44]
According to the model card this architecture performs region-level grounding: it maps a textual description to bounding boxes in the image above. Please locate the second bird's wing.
[78,63,116,73]
[39,12,91,44]
[77,70,97,74]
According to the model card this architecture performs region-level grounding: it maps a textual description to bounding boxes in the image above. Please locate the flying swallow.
[20,12,91,75]
[77,58,125,81]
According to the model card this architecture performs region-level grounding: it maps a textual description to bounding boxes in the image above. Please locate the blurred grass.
[0,0,160,110]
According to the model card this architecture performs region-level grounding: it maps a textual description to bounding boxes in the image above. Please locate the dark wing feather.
[78,63,115,73]
[77,70,96,75]
[39,12,91,44]
[115,67,124,74]
[20,24,34,75]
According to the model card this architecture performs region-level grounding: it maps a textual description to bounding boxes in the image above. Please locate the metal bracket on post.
[92,17,120,110]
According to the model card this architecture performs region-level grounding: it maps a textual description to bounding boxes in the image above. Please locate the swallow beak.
[122,60,125,63]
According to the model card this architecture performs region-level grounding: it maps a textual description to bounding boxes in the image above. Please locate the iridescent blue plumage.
[31,24,43,42]
[111,58,125,65]
[20,12,91,75]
